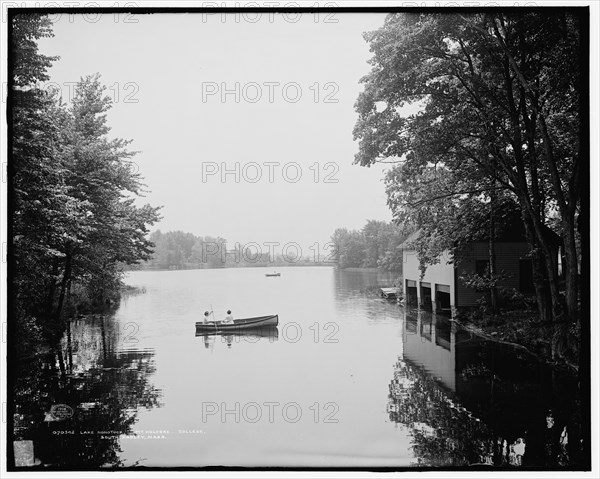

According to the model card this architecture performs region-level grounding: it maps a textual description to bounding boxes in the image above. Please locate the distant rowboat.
[265,272,281,277]
[195,314,279,333]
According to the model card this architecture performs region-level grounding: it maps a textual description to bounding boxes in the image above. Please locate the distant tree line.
[330,220,413,271]
[11,14,160,354]
[139,230,324,270]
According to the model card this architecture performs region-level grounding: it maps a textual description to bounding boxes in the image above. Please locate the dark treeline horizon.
[135,220,412,272]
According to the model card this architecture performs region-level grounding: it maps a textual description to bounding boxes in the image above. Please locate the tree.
[11,14,70,339]
[330,221,411,271]
[331,228,366,268]
[363,220,412,272]
[45,74,161,323]
[353,12,584,361]
[362,220,385,267]
[11,14,161,344]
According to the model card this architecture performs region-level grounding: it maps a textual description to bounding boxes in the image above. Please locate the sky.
[36,11,393,254]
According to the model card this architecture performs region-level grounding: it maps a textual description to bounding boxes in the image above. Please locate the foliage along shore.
[453,313,580,375]
[352,12,586,369]
[136,225,409,272]
[12,15,160,361]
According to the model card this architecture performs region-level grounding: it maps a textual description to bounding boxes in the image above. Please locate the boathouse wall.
[402,241,539,309]
[402,248,456,310]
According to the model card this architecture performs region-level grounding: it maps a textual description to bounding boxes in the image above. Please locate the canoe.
[195,314,278,333]
[265,273,281,277]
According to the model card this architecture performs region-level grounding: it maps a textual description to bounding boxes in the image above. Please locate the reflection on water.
[333,268,396,297]
[197,327,279,350]
[390,308,582,467]
[12,267,583,469]
[13,315,161,469]
[388,357,492,466]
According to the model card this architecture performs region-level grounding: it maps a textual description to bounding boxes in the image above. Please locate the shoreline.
[128,263,336,272]
[450,316,580,375]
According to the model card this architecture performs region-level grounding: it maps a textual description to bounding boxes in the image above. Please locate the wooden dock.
[380,288,398,300]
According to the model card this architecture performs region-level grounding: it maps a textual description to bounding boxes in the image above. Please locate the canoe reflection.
[196,326,279,349]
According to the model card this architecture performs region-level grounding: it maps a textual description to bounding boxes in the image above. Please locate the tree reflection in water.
[13,315,161,469]
[388,358,494,467]
[389,310,583,468]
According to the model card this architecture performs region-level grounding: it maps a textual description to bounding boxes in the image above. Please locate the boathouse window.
[519,259,535,294]
[420,282,432,310]
[405,280,418,306]
[435,284,451,315]
[475,260,490,278]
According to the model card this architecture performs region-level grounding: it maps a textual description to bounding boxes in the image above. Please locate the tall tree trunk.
[522,212,552,324]
[66,320,73,374]
[495,18,579,361]
[44,259,60,319]
[100,316,107,363]
[489,190,498,313]
[521,215,567,360]
[53,250,72,326]
[489,219,499,313]
[562,215,579,325]
[523,219,569,361]
[55,345,66,376]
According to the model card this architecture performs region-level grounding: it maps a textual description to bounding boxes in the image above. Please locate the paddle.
[210,304,218,332]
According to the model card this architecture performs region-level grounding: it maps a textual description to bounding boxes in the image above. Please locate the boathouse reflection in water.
[390,308,581,467]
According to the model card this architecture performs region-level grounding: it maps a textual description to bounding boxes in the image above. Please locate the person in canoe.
[223,310,234,324]
[203,311,211,324]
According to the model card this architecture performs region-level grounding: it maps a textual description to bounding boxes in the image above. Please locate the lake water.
[13,266,584,469]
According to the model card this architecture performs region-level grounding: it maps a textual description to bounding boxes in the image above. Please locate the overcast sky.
[37,11,392,254]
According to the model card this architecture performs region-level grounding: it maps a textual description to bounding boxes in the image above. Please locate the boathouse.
[399,219,561,312]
